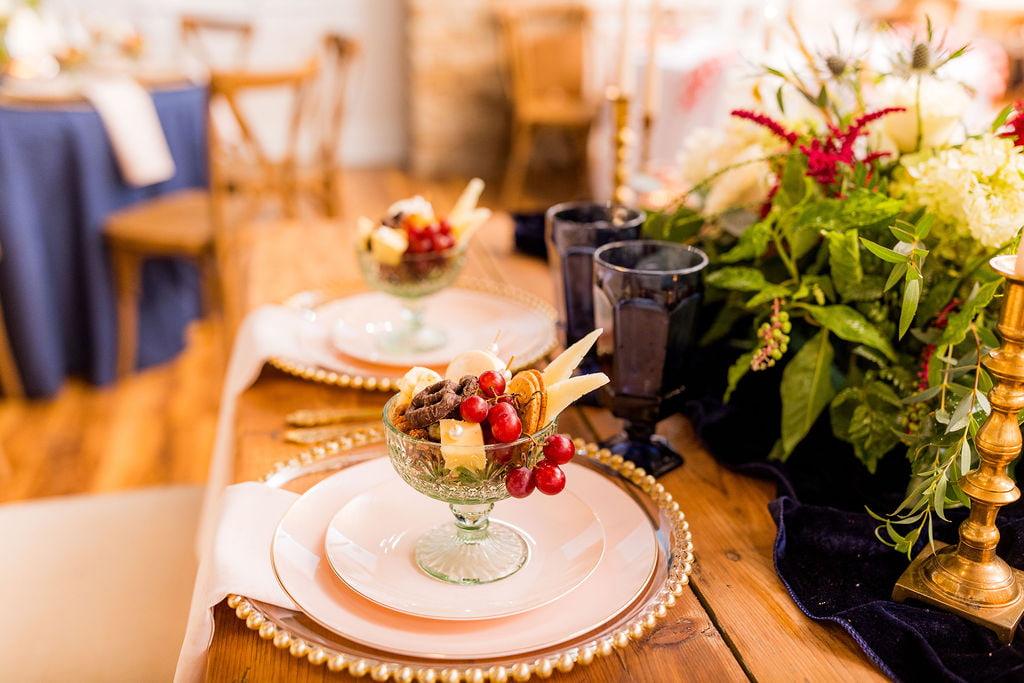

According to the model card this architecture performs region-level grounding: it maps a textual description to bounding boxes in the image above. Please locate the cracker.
[508,369,546,435]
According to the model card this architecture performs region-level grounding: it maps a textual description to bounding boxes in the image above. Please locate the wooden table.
[202,209,888,682]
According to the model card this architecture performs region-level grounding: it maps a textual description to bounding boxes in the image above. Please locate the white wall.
[48,0,408,167]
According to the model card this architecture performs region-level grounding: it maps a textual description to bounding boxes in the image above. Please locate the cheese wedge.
[448,177,485,226]
[440,419,486,471]
[445,349,505,380]
[370,226,408,266]
[541,328,603,386]
[544,373,610,425]
[397,366,442,404]
[453,207,491,243]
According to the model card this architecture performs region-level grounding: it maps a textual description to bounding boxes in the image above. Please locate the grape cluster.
[751,300,792,371]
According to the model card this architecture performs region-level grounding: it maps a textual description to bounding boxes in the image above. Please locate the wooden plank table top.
[202,202,888,682]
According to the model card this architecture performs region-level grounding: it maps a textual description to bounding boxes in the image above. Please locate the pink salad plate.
[270,279,557,391]
[271,455,659,660]
[323,469,605,620]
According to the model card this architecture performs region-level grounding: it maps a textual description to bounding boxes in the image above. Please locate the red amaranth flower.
[730,107,904,200]
[1000,101,1024,147]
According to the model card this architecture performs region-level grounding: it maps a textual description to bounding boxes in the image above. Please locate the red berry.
[439,219,452,236]
[459,395,489,423]
[432,232,455,252]
[505,466,535,498]
[423,222,440,236]
[542,434,575,465]
[491,411,522,443]
[490,444,515,465]
[497,395,516,405]
[479,370,507,397]
[407,235,432,254]
[534,461,566,495]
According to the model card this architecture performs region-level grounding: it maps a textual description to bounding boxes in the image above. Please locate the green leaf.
[859,237,908,264]
[826,230,882,301]
[884,262,908,292]
[724,350,756,402]
[643,204,704,242]
[720,219,772,263]
[802,304,897,360]
[776,330,837,460]
[775,85,786,115]
[745,284,793,308]
[705,266,770,292]
[938,279,1001,346]
[699,303,748,346]
[899,278,921,339]
[991,103,1014,133]
[777,154,810,210]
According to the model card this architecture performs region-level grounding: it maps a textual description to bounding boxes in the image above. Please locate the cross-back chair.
[497,4,595,208]
[180,14,254,70]
[103,59,321,376]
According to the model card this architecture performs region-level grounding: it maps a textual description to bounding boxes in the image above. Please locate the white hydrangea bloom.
[872,77,970,154]
[678,118,789,214]
[896,134,1024,249]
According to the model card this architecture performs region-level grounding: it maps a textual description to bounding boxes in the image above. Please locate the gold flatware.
[284,408,382,428]
[284,424,377,445]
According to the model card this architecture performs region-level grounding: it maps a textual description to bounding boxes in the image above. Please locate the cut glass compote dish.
[383,336,609,584]
[355,179,491,354]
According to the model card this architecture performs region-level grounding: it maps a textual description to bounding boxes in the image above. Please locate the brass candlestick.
[893,254,1024,643]
[607,85,635,206]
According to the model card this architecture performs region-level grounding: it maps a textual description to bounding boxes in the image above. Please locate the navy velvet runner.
[691,394,1024,683]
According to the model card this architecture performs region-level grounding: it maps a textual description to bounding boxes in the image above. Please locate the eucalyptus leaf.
[899,278,921,338]
[860,237,907,264]
[802,304,896,360]
[884,262,908,292]
[777,330,837,460]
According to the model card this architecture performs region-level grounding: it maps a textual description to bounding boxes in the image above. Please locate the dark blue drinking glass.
[593,240,708,477]
[545,202,644,374]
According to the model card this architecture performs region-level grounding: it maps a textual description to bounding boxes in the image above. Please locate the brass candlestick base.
[893,255,1024,644]
[606,85,635,206]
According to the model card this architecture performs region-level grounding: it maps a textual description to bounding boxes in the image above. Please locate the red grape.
[496,395,516,405]
[491,411,522,443]
[479,370,506,397]
[431,232,455,252]
[534,461,566,495]
[505,466,535,498]
[542,434,575,465]
[407,235,432,254]
[439,220,452,236]
[490,444,515,465]
[459,395,489,423]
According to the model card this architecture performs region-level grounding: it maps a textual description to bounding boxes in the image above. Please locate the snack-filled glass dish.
[381,343,607,585]
[355,180,490,354]
[383,396,557,584]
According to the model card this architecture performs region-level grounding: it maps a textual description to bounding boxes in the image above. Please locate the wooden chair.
[302,34,360,217]
[103,60,320,377]
[497,4,596,208]
[0,243,23,398]
[180,14,254,70]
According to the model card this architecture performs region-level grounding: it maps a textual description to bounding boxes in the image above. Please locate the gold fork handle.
[284,424,376,445]
[285,408,381,428]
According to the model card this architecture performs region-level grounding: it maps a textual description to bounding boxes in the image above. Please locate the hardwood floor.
[0,167,571,503]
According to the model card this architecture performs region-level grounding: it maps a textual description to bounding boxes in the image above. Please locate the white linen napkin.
[81,75,176,187]
[173,482,300,683]
[174,305,327,681]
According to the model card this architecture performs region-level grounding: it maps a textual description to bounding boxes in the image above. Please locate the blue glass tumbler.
[545,202,644,374]
[592,240,708,477]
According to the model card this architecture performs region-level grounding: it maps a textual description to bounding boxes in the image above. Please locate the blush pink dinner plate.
[323,474,604,620]
[322,289,554,367]
[271,455,658,660]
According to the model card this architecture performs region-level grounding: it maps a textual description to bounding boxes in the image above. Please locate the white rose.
[874,77,970,153]
[702,144,774,215]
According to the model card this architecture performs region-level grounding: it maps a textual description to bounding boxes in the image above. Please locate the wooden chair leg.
[502,120,534,210]
[0,294,23,399]
[199,249,221,319]
[112,248,143,378]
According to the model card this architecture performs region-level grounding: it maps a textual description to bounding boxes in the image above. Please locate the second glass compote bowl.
[357,244,466,354]
[383,395,558,584]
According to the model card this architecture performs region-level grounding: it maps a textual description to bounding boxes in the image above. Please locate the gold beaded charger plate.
[268,279,558,392]
[228,428,695,681]
[319,462,609,621]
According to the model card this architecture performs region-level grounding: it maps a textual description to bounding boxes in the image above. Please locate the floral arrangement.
[645,22,1024,554]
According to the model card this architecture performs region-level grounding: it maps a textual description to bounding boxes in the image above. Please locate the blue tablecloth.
[0,85,208,398]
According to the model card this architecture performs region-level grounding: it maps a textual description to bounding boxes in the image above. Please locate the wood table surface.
[202,207,889,682]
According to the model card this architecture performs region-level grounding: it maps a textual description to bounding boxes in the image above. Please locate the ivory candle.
[618,0,634,96]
